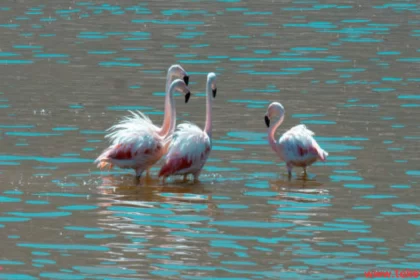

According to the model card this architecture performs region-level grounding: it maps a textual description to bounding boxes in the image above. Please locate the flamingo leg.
[183,174,188,182]
[287,163,293,180]
[135,176,141,185]
[193,172,200,183]
[135,169,144,185]
[145,169,152,180]
[303,167,307,177]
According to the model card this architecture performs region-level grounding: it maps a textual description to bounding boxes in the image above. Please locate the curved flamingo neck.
[164,81,179,138]
[165,71,173,94]
[160,72,175,136]
[204,80,213,138]
[268,115,284,154]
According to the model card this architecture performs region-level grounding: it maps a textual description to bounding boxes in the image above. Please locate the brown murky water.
[0,0,419,279]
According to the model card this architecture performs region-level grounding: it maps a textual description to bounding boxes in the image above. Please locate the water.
[0,0,419,278]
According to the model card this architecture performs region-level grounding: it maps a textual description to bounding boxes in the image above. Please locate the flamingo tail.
[317,147,329,161]
[309,138,328,162]
[94,148,114,170]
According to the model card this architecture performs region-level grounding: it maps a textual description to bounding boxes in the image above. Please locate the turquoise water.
[0,0,419,279]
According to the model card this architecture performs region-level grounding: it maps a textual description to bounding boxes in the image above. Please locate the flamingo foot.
[303,167,308,177]
[287,163,293,181]
[135,169,144,186]
[135,175,142,185]
[145,169,152,182]
[193,173,200,183]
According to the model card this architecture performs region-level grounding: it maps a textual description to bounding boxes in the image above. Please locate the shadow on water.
[270,176,326,190]
[94,168,326,205]
[98,175,210,196]
[94,175,219,222]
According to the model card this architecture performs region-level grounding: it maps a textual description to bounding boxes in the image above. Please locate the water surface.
[0,0,419,279]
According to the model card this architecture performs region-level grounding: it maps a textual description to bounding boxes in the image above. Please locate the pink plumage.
[159,72,217,182]
[265,102,328,178]
[95,76,191,183]
[95,125,165,175]
[158,123,211,180]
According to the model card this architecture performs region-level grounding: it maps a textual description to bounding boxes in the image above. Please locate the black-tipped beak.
[183,75,190,86]
[212,88,217,98]
[185,91,191,103]
[264,115,270,127]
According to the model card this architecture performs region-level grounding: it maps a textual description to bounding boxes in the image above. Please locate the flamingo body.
[95,123,165,176]
[265,102,328,178]
[278,124,327,167]
[159,123,211,178]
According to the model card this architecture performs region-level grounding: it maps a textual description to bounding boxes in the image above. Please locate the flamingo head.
[264,115,270,127]
[170,79,191,103]
[207,72,217,98]
[265,102,285,128]
[169,64,190,86]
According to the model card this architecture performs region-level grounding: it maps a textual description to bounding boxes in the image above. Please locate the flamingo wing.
[159,122,211,177]
[287,124,315,137]
[280,124,326,162]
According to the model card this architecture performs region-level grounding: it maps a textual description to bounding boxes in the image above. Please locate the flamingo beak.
[183,75,190,86]
[212,88,217,98]
[185,92,191,103]
[264,115,270,127]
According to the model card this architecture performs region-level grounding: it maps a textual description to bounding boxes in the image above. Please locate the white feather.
[170,122,210,158]
[278,124,325,165]
[286,124,315,136]
[161,122,211,175]
[95,111,165,175]
[105,110,159,145]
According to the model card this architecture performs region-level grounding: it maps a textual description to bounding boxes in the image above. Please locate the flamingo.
[158,72,217,183]
[264,102,329,179]
[95,79,192,184]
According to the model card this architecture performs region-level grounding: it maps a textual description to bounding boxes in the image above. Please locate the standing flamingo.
[95,79,192,183]
[264,102,328,179]
[159,72,217,183]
